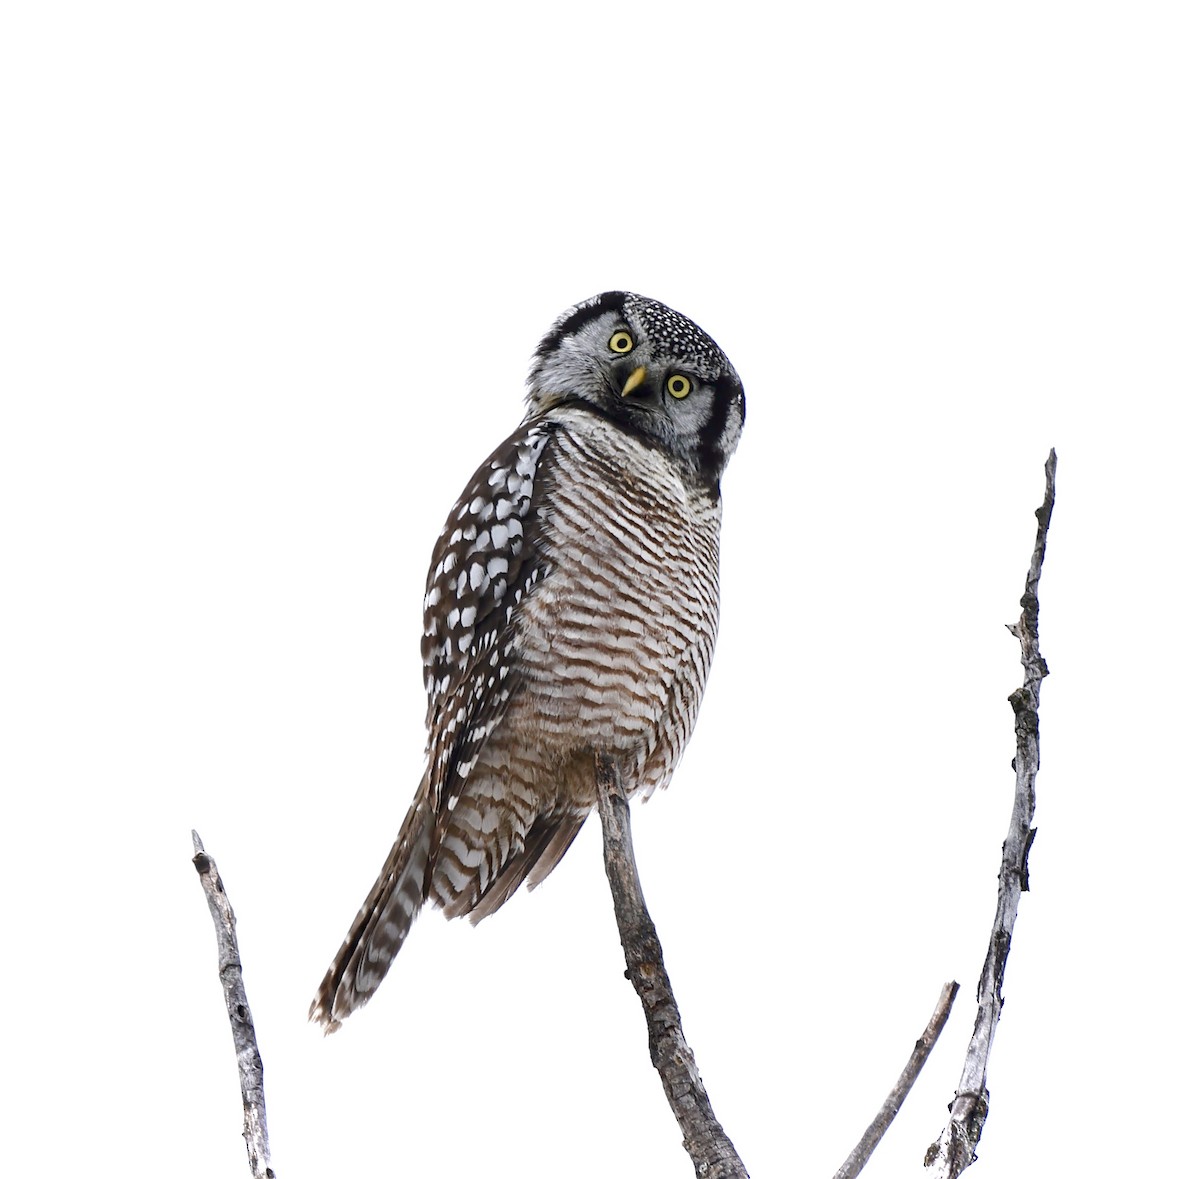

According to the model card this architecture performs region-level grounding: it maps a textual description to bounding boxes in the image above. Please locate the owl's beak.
[620,366,648,397]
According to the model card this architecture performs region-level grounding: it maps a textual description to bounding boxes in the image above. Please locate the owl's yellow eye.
[608,330,635,354]
[666,374,692,399]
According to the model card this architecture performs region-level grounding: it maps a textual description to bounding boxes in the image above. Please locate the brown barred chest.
[499,412,722,801]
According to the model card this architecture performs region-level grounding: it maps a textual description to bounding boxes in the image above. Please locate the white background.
[2,3,1196,1176]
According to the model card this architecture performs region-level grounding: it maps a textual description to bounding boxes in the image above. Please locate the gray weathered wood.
[192,831,275,1179]
[833,981,959,1179]
[925,449,1056,1177]
[594,754,749,1179]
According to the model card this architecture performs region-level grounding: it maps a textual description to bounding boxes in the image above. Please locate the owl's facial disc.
[524,291,743,487]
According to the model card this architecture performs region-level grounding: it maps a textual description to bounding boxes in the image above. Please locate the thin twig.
[594,753,749,1179]
[192,830,275,1179]
[925,449,1056,1177]
[833,981,960,1179]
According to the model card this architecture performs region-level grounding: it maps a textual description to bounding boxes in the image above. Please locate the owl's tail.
[309,795,436,1033]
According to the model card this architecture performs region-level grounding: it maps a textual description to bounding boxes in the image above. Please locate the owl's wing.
[419,417,555,817]
[310,420,557,1031]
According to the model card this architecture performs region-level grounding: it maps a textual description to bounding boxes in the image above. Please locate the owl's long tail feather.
[309,796,435,1033]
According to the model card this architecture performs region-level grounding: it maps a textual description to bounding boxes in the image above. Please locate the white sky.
[2,3,1197,1177]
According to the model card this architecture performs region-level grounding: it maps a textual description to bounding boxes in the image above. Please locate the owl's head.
[526,291,745,487]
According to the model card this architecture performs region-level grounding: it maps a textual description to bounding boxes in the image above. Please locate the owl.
[311,291,744,1030]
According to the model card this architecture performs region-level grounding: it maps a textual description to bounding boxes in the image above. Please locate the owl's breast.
[505,411,721,790]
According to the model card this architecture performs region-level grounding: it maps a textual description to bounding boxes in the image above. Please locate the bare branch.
[192,830,275,1179]
[594,754,749,1179]
[925,449,1056,1177]
[833,981,960,1179]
